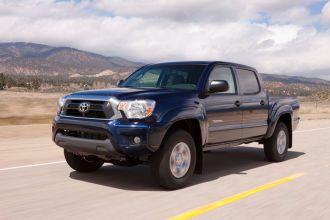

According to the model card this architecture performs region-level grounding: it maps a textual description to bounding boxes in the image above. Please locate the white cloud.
[0,0,329,79]
[270,6,318,25]
[92,0,255,22]
[322,1,330,25]
[93,0,320,23]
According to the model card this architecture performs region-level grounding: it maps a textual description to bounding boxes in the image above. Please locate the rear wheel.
[64,150,104,172]
[264,122,289,162]
[151,129,196,189]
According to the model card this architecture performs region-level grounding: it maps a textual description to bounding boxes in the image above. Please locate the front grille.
[62,100,114,119]
[59,129,108,140]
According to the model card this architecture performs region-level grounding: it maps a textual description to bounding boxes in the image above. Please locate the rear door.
[235,68,269,139]
[205,65,242,144]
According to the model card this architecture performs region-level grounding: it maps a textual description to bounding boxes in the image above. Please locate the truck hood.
[65,87,196,101]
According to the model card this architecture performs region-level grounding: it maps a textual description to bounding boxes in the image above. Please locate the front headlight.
[118,100,156,119]
[57,96,67,115]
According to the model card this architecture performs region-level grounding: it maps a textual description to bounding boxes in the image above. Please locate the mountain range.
[0,42,142,76]
[261,73,330,86]
[0,42,329,88]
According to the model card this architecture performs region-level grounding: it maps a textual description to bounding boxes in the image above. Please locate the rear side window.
[236,69,260,94]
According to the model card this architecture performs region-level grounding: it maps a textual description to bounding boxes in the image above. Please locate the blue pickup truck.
[53,61,300,189]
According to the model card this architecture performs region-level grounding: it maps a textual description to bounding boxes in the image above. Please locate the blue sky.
[1,0,330,79]
[309,0,327,14]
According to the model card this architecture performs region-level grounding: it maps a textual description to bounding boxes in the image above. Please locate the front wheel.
[64,150,104,172]
[264,122,289,162]
[151,129,196,189]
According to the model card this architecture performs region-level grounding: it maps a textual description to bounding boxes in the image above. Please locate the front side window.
[121,65,206,90]
[236,68,260,94]
[208,66,236,94]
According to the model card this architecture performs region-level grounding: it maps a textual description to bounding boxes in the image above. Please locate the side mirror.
[209,80,229,93]
[117,79,124,87]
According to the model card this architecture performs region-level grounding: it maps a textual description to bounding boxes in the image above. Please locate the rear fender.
[264,105,293,140]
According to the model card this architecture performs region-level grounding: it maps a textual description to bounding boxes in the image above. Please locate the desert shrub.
[0,73,5,90]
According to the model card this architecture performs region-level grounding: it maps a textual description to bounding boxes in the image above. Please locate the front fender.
[148,106,207,151]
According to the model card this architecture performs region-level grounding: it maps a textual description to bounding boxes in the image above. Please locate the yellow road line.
[168,172,306,220]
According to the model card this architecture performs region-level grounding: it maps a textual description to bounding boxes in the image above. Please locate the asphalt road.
[1,119,330,220]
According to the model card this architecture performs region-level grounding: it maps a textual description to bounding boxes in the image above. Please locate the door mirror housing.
[117,79,124,87]
[209,80,229,93]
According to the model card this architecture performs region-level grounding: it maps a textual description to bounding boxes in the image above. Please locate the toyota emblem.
[78,102,90,113]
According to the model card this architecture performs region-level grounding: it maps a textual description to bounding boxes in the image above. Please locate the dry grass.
[0,91,62,125]
[299,101,330,120]
[299,102,330,114]
[0,91,329,125]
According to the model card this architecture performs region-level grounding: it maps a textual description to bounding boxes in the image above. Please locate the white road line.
[294,127,330,133]
[0,161,65,171]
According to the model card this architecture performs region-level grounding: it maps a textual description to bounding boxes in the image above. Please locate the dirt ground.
[0,91,329,125]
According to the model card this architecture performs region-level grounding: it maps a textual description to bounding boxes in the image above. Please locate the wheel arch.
[277,113,292,148]
[265,112,293,148]
[160,118,204,174]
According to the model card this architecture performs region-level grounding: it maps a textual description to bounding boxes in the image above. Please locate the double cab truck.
[53,61,300,189]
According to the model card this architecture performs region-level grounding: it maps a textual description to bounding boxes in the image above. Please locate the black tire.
[64,150,104,172]
[264,122,289,162]
[151,129,196,190]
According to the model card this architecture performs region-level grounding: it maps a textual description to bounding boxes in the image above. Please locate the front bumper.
[52,116,167,157]
[55,133,116,156]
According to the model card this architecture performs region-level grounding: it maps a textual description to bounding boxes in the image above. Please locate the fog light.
[133,136,141,144]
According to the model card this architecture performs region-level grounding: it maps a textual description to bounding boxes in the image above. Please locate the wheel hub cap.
[170,142,191,178]
[277,130,287,154]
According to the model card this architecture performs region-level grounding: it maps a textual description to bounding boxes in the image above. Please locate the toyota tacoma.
[53,61,300,189]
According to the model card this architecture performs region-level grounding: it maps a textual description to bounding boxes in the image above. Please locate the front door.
[205,66,242,144]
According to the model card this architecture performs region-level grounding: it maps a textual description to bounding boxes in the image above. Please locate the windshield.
[121,64,207,90]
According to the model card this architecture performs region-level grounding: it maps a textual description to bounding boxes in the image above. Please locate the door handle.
[235,100,241,107]
[260,100,265,105]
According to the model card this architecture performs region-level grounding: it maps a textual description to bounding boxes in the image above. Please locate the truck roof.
[150,61,257,72]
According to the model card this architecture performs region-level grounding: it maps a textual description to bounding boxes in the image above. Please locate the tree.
[0,73,5,90]
[5,75,15,88]
[31,78,41,90]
